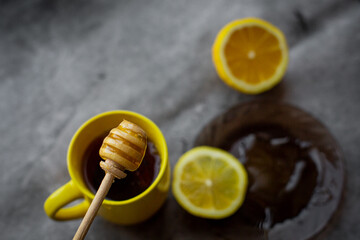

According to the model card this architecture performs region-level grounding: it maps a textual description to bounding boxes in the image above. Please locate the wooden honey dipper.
[73,120,147,240]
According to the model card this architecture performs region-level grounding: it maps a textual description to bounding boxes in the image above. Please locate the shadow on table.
[95,198,266,239]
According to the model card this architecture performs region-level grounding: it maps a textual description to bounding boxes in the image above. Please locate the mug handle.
[44,180,89,221]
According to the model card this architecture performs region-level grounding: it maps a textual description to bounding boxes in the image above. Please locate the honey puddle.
[221,125,333,229]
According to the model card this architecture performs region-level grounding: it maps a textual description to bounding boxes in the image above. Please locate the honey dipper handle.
[73,173,114,240]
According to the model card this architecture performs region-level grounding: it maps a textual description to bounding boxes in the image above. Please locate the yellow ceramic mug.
[44,111,170,225]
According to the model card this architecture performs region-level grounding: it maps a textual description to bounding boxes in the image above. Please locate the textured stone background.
[0,0,359,239]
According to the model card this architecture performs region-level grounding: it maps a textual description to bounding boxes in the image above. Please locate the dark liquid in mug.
[221,125,319,229]
[82,133,161,201]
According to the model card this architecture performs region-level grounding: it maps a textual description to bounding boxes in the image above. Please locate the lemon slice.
[172,146,248,219]
[212,18,289,94]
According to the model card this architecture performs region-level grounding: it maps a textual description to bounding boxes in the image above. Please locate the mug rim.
[67,110,168,206]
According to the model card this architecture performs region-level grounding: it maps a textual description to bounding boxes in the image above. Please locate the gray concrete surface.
[0,0,359,239]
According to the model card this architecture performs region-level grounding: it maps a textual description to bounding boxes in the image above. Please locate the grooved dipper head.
[99,120,147,172]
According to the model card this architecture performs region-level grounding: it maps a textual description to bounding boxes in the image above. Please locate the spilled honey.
[193,102,345,239]
[221,124,330,229]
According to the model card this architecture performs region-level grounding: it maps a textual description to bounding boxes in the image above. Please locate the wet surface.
[194,102,345,239]
[224,125,319,229]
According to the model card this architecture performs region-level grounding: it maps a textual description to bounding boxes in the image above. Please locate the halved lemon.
[212,18,289,94]
[172,146,248,219]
